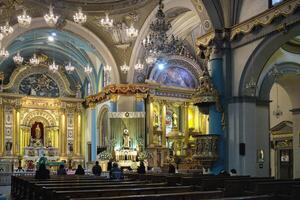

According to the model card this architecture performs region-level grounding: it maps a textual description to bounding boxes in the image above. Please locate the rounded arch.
[1,18,120,92]
[97,105,110,147]
[21,110,57,127]
[239,23,300,97]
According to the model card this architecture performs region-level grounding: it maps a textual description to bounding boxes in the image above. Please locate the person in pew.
[107,159,113,171]
[75,164,85,175]
[35,163,50,179]
[218,169,230,176]
[57,164,67,175]
[110,163,124,180]
[92,161,102,176]
[230,168,237,176]
[137,161,146,174]
[168,163,176,174]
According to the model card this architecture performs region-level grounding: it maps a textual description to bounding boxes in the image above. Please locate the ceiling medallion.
[104,65,112,72]
[13,52,24,65]
[44,4,59,27]
[18,9,32,28]
[29,53,40,66]
[120,61,130,73]
[65,61,75,72]
[73,7,87,25]
[0,21,14,36]
[85,64,93,74]
[126,23,138,38]
[100,13,114,29]
[134,59,144,71]
[0,48,9,58]
[49,60,59,72]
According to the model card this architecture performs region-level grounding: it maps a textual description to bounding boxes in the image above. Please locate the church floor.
[0,186,10,200]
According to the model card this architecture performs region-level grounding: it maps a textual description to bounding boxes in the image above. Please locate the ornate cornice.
[196,0,300,48]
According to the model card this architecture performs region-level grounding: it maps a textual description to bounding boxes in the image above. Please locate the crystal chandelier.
[44,4,59,27]
[134,59,144,71]
[85,64,92,74]
[145,54,157,65]
[73,7,87,24]
[100,13,114,29]
[245,77,257,90]
[126,23,138,38]
[120,61,130,73]
[104,65,112,72]
[273,84,283,119]
[18,9,32,27]
[49,60,59,72]
[0,21,14,36]
[29,53,40,66]
[0,48,9,58]
[65,61,75,72]
[13,52,24,64]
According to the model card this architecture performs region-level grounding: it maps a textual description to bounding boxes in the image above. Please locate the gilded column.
[183,103,189,147]
[147,97,154,147]
[59,109,66,157]
[74,109,78,156]
[13,106,20,155]
[0,102,3,156]
[161,101,167,147]
[77,112,81,156]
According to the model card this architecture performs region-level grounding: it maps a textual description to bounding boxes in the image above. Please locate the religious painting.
[30,122,44,147]
[156,66,196,88]
[19,74,60,97]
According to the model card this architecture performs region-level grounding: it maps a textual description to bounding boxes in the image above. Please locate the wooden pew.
[208,195,274,200]
[69,190,223,200]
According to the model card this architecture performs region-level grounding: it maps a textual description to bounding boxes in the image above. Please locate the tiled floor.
[0,186,10,200]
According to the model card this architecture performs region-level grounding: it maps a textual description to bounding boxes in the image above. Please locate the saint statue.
[172,113,178,128]
[33,124,43,147]
[123,129,131,149]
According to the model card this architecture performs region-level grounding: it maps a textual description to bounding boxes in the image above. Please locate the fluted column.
[146,97,154,147]
[59,109,67,157]
[13,106,20,156]
[161,101,167,147]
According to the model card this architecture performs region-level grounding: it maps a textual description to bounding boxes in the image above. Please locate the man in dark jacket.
[92,161,102,176]
[35,163,50,179]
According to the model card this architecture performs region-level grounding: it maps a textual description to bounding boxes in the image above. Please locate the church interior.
[1,0,300,199]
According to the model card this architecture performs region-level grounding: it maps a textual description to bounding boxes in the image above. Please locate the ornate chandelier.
[0,48,9,58]
[44,4,59,27]
[49,60,59,72]
[245,77,257,90]
[104,65,112,72]
[13,52,24,65]
[18,9,32,27]
[120,61,130,73]
[0,21,14,36]
[85,64,92,74]
[29,53,40,66]
[134,59,144,71]
[126,23,138,38]
[73,7,87,24]
[145,54,157,65]
[100,13,114,29]
[65,61,75,72]
[142,0,180,56]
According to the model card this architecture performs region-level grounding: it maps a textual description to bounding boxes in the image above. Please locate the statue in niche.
[5,140,12,153]
[153,112,159,127]
[32,124,43,147]
[123,129,131,149]
[172,112,178,129]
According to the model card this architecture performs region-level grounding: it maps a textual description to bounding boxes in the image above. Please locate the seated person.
[137,161,146,174]
[92,161,102,176]
[57,164,67,175]
[110,163,124,180]
[75,165,85,175]
[230,168,237,176]
[168,163,176,174]
[35,163,50,179]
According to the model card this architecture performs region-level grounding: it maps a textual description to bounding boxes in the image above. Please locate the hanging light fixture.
[18,9,32,27]
[65,61,75,72]
[0,47,9,58]
[120,61,130,74]
[44,4,59,27]
[99,12,114,29]
[0,21,14,36]
[273,83,283,119]
[49,60,59,72]
[13,52,24,65]
[104,64,112,72]
[0,33,3,41]
[85,64,92,74]
[29,53,40,66]
[73,7,87,24]
[126,23,138,38]
[145,54,157,65]
[134,59,144,71]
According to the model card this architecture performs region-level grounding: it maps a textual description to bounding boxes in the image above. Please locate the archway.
[97,106,110,149]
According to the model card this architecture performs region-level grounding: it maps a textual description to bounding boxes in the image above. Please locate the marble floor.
[0,186,10,200]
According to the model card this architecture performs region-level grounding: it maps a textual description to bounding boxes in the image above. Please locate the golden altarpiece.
[0,64,84,170]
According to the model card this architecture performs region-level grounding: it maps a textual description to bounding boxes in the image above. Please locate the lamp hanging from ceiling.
[273,83,283,119]
[104,64,112,72]
[44,4,59,27]
[100,12,114,29]
[0,47,9,58]
[65,61,75,72]
[120,61,130,74]
[13,52,24,65]
[49,60,59,72]
[29,53,40,66]
[126,23,138,38]
[85,64,92,74]
[134,59,144,71]
[18,9,32,27]
[73,7,87,24]
[0,21,14,36]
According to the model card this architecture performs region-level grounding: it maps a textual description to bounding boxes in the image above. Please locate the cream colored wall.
[238,0,269,23]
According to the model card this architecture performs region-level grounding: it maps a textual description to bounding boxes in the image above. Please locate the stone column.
[208,46,225,174]
[161,101,167,147]
[77,112,82,156]
[91,108,97,161]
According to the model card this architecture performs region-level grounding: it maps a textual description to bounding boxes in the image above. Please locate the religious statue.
[123,129,131,149]
[172,112,178,128]
[33,124,43,147]
[5,140,12,154]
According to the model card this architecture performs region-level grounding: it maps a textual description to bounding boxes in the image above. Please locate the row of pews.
[11,173,300,200]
